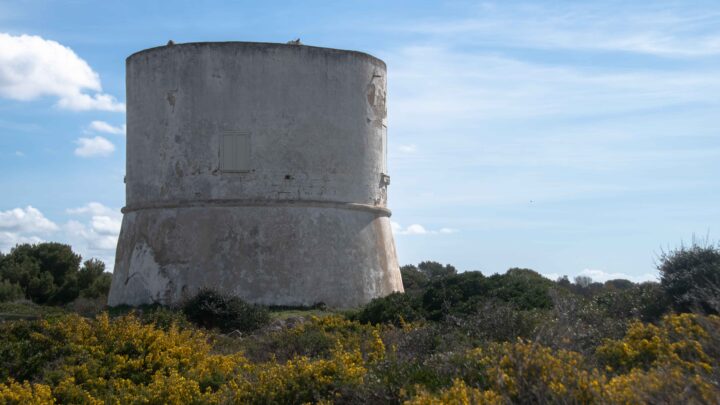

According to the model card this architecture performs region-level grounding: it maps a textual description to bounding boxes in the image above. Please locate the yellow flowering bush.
[471,340,606,403]
[0,312,718,404]
[405,378,502,405]
[604,366,717,404]
[220,342,368,404]
[0,380,54,405]
[596,313,718,373]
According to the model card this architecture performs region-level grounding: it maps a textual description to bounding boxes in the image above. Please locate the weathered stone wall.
[108,42,403,308]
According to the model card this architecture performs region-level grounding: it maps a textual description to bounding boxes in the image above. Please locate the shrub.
[537,290,629,354]
[658,240,720,314]
[421,271,487,320]
[400,265,428,292]
[0,243,109,306]
[0,311,719,404]
[417,261,457,280]
[593,282,670,322]
[420,269,553,320]
[241,315,385,363]
[182,288,270,333]
[0,280,23,303]
[596,313,718,374]
[457,300,547,342]
[484,268,554,310]
[77,259,112,299]
[353,292,423,326]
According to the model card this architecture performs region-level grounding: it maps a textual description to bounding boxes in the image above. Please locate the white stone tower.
[108,42,404,308]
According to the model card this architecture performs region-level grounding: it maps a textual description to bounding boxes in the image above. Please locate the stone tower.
[108,42,404,308]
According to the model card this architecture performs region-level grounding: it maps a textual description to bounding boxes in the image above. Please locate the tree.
[0,242,110,305]
[418,261,457,280]
[574,276,593,288]
[658,240,720,314]
[604,279,634,291]
[399,265,428,292]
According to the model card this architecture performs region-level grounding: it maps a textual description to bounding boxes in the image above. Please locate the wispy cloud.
[88,120,125,135]
[397,144,417,154]
[389,3,720,58]
[74,136,115,157]
[0,33,125,112]
[542,268,659,284]
[392,221,457,235]
[578,268,658,283]
[388,46,720,133]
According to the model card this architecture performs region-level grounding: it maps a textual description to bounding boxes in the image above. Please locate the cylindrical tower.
[108,42,403,308]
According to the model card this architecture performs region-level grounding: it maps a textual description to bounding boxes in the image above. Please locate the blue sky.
[1,1,719,282]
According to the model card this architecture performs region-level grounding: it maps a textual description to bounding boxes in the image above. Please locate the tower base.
[108,204,403,308]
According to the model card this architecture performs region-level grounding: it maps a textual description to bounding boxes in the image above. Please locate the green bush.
[658,240,720,313]
[182,288,270,333]
[420,269,553,320]
[0,243,110,305]
[422,271,487,320]
[0,279,24,303]
[353,292,424,326]
[400,265,429,292]
[484,268,554,310]
[458,300,547,342]
[417,261,457,280]
[594,282,670,322]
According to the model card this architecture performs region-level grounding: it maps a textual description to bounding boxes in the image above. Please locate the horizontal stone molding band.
[122,199,392,217]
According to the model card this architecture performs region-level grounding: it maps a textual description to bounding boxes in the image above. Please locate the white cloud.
[14,151,24,157]
[66,202,117,217]
[0,206,58,233]
[0,33,124,112]
[0,204,119,269]
[0,232,43,253]
[577,268,659,283]
[65,202,121,266]
[65,220,119,251]
[543,269,659,283]
[0,206,58,252]
[88,120,126,135]
[74,136,115,157]
[398,144,418,154]
[91,216,121,235]
[392,221,458,235]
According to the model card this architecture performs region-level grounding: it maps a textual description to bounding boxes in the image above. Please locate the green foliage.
[604,279,634,291]
[594,282,670,322]
[3,242,718,402]
[420,269,553,320]
[0,280,23,303]
[352,292,423,326]
[658,240,720,314]
[485,268,554,310]
[418,261,457,280]
[400,265,428,292]
[80,273,112,299]
[0,243,109,306]
[182,288,270,333]
[2,312,718,404]
[422,270,487,320]
[139,306,192,331]
[456,300,548,342]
